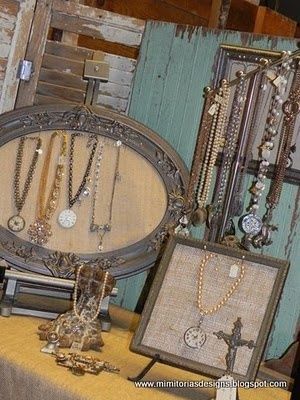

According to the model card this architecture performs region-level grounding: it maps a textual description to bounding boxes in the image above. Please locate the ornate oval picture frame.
[0,104,189,279]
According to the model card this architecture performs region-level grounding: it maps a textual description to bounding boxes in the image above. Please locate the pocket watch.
[184,326,207,349]
[58,209,77,228]
[7,214,26,232]
[240,213,262,235]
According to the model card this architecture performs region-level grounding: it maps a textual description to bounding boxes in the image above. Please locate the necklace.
[240,57,292,245]
[192,79,230,225]
[73,266,109,323]
[90,140,121,251]
[209,72,247,229]
[58,133,98,229]
[228,73,269,222]
[28,131,67,245]
[8,136,42,232]
[184,249,245,349]
[251,61,300,248]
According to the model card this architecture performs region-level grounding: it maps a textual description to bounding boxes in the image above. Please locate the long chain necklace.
[58,133,98,229]
[240,58,292,245]
[192,79,231,225]
[90,140,121,251]
[209,72,247,228]
[229,73,269,221]
[251,61,300,248]
[73,266,109,324]
[28,131,67,245]
[184,248,245,349]
[8,136,42,233]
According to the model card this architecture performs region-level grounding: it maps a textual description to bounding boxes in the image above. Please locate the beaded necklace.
[240,57,292,247]
[73,266,109,324]
[209,71,247,230]
[184,247,245,349]
[192,79,231,225]
[251,61,300,248]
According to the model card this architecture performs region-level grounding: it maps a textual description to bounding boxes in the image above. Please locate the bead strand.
[197,251,245,315]
[73,266,109,324]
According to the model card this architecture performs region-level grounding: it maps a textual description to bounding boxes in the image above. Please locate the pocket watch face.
[58,209,77,228]
[184,326,207,349]
[7,215,25,232]
[240,213,262,235]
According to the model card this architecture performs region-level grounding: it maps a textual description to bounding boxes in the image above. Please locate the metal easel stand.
[0,263,117,331]
[127,354,161,381]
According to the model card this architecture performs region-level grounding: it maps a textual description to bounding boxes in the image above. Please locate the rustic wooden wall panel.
[35,39,138,113]
[0,0,37,114]
[0,0,19,110]
[127,21,300,359]
[18,1,145,113]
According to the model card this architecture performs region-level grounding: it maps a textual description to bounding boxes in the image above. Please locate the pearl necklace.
[211,72,247,221]
[184,248,245,350]
[197,252,245,315]
[73,266,109,324]
[193,79,230,224]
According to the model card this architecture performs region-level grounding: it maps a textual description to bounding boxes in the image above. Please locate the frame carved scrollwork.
[0,104,189,279]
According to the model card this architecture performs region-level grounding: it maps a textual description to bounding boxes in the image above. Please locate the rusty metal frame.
[0,104,189,279]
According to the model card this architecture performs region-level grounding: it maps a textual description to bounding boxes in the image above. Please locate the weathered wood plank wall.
[0,0,19,109]
[126,21,300,359]
[0,0,37,114]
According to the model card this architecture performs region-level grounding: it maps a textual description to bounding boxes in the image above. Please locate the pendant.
[7,214,25,232]
[184,314,207,349]
[27,218,52,245]
[191,206,207,226]
[239,213,262,235]
[58,209,77,229]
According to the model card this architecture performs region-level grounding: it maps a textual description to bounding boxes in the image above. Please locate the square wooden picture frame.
[130,235,289,381]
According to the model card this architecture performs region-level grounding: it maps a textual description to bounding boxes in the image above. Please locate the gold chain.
[37,131,67,220]
[197,250,245,315]
[28,131,67,245]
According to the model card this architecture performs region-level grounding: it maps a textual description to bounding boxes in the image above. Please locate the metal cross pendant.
[213,317,256,374]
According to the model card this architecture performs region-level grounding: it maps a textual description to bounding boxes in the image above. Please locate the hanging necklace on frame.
[90,140,121,252]
[252,60,300,248]
[192,79,231,226]
[28,131,67,245]
[8,136,42,233]
[58,133,98,229]
[184,247,245,349]
[239,57,292,242]
[208,70,247,229]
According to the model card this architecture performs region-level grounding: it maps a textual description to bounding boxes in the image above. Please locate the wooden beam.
[15,0,53,109]
[208,0,231,29]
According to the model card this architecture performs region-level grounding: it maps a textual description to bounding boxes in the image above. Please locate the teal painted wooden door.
[116,21,300,360]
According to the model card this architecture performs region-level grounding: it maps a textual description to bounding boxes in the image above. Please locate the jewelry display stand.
[0,104,188,319]
[187,46,300,250]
